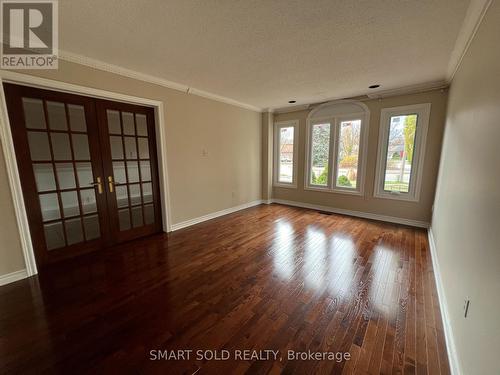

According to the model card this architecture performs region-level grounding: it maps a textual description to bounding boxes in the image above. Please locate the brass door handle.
[90,177,103,194]
[108,176,114,193]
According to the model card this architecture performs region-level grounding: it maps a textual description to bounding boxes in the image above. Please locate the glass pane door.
[97,101,161,243]
[28,101,103,249]
[4,84,162,268]
[4,84,110,266]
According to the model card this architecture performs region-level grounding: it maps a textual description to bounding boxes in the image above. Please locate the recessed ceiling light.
[368,84,380,89]
[288,100,296,104]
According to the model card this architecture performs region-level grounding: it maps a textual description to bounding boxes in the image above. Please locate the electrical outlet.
[464,299,470,318]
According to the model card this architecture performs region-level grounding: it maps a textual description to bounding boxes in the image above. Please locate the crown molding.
[59,50,188,91]
[187,87,262,112]
[271,80,448,114]
[366,80,449,99]
[270,104,310,114]
[447,0,493,82]
[58,50,263,113]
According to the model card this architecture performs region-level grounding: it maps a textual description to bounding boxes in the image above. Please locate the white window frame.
[304,101,370,196]
[273,120,299,188]
[373,103,431,202]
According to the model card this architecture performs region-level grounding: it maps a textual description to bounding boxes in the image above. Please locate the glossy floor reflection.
[0,204,449,374]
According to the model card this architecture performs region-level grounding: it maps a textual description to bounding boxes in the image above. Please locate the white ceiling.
[59,0,472,111]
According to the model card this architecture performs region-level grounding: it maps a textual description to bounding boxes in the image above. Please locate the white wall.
[0,60,262,277]
[431,1,500,374]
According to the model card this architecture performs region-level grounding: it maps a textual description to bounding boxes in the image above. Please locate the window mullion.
[307,122,313,187]
[274,124,280,185]
[291,123,297,185]
[356,120,363,190]
[334,118,342,189]
[274,125,279,185]
[381,121,391,193]
[328,118,336,190]
[407,119,420,196]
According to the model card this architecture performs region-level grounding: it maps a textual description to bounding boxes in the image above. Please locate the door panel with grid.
[4,84,162,268]
[4,84,110,266]
[97,100,162,243]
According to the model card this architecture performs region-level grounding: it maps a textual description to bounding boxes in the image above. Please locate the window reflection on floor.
[270,219,403,320]
[369,245,399,318]
[303,227,327,290]
[328,234,356,296]
[272,220,295,280]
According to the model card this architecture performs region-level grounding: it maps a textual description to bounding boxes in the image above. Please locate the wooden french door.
[3,83,162,268]
[95,99,162,243]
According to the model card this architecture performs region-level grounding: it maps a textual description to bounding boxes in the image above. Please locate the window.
[310,123,331,186]
[305,101,369,195]
[383,114,416,193]
[274,120,299,187]
[278,126,294,183]
[336,119,361,189]
[374,103,431,201]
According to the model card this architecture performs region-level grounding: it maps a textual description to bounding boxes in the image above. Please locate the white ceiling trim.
[365,80,449,99]
[446,0,493,81]
[59,50,263,113]
[187,87,262,112]
[270,80,449,114]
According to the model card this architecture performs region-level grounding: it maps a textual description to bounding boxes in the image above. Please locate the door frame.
[0,71,172,277]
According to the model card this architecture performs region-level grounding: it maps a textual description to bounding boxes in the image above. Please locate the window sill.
[273,183,297,189]
[304,185,364,196]
[373,191,419,202]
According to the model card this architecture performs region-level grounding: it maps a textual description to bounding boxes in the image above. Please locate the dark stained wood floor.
[0,204,449,375]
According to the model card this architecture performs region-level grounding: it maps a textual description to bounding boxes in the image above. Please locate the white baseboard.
[271,199,430,228]
[170,200,264,231]
[169,197,430,232]
[0,269,28,287]
[428,228,461,375]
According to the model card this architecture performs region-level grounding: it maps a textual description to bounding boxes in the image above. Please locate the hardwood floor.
[0,204,449,375]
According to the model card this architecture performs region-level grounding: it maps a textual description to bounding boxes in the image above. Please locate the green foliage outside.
[339,154,358,168]
[311,166,328,185]
[311,125,330,166]
[403,115,417,163]
[337,175,352,187]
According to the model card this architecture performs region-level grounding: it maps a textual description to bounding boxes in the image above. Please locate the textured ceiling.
[59,0,471,110]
